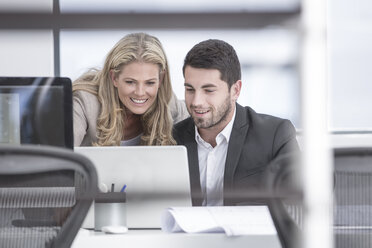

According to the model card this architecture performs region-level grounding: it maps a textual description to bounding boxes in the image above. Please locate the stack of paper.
[161,206,277,236]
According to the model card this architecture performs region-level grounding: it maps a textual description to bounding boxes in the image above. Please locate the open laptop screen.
[0,77,73,149]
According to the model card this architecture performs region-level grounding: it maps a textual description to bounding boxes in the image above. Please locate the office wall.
[328,0,372,130]
[0,0,52,12]
[0,30,54,77]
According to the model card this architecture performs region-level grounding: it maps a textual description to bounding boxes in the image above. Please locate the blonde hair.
[73,33,176,146]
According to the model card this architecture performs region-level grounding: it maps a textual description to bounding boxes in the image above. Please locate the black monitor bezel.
[0,77,73,149]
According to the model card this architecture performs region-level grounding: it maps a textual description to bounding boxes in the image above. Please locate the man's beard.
[192,96,232,129]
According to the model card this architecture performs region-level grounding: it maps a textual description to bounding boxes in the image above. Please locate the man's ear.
[110,69,118,87]
[231,80,242,101]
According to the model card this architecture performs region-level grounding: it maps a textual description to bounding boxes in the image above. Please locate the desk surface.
[72,229,282,248]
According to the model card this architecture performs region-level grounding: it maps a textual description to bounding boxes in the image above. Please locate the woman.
[73,32,188,146]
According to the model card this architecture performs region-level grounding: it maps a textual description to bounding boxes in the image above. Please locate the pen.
[120,184,127,192]
[111,183,115,192]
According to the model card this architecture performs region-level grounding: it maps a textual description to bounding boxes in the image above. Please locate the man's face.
[184,66,240,132]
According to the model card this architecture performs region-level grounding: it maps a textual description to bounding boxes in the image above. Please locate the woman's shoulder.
[169,93,190,124]
[73,89,101,118]
[73,89,101,147]
[73,89,99,104]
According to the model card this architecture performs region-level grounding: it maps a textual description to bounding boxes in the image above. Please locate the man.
[173,39,299,206]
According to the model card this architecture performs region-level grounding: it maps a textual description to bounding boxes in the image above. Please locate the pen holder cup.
[94,192,127,231]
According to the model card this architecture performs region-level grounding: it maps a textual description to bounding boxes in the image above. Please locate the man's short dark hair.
[182,39,241,89]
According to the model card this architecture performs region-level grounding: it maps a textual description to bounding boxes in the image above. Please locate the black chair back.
[0,145,97,248]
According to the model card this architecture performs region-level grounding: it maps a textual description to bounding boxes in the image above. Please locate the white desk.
[72,229,282,248]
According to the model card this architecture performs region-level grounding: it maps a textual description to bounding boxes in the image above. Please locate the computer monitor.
[0,77,73,149]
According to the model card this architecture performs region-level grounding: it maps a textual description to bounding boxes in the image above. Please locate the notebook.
[74,146,192,229]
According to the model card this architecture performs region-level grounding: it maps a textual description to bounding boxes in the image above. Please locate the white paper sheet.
[161,206,277,236]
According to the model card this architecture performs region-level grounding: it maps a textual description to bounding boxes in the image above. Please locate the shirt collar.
[195,106,236,146]
[220,106,236,143]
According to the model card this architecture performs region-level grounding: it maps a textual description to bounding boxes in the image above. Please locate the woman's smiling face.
[111,61,161,115]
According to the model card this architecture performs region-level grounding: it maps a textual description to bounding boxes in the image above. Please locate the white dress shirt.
[195,109,236,206]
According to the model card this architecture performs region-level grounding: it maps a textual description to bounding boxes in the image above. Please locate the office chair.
[333,147,372,248]
[264,152,303,248]
[0,145,98,248]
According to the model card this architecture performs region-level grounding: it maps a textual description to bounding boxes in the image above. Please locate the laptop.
[74,146,192,229]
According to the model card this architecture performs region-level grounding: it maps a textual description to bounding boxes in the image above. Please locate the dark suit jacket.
[173,103,299,206]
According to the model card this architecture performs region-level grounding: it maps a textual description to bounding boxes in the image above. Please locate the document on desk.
[161,206,277,236]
